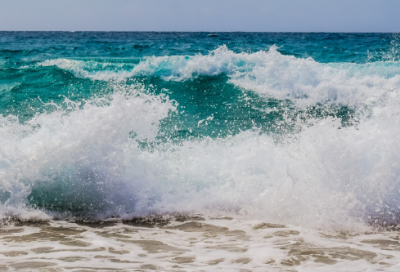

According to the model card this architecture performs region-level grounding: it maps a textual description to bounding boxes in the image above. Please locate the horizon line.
[0,31,399,34]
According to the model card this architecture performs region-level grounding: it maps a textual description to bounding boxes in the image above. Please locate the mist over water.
[1,32,400,231]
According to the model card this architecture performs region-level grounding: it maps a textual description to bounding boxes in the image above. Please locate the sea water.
[1,32,400,271]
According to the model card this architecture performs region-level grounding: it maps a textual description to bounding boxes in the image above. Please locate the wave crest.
[42,46,400,108]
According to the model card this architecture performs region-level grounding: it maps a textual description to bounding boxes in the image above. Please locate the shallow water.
[1,216,400,271]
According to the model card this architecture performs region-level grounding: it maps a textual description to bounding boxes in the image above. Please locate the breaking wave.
[1,45,400,231]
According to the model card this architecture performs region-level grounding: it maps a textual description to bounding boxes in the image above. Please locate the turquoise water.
[1,32,400,228]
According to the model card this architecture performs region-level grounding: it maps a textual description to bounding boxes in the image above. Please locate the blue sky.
[1,0,399,32]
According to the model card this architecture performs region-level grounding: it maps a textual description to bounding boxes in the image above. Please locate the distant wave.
[41,46,400,108]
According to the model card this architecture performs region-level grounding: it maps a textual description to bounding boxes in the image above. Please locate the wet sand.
[1,216,400,271]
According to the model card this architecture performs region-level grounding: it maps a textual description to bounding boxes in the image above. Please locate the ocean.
[1,32,400,271]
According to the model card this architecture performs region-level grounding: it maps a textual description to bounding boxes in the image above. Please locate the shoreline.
[1,215,400,271]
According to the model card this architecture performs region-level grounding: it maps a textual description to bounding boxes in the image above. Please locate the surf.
[1,33,400,232]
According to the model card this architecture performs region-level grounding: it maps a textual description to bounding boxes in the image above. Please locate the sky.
[1,0,399,32]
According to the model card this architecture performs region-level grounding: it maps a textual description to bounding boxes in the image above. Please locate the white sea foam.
[0,94,399,231]
[0,84,174,220]
[3,218,400,271]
